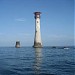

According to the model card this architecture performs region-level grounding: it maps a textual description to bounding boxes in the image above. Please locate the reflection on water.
[0,47,74,75]
[34,48,42,75]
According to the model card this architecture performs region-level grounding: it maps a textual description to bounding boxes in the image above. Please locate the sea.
[0,47,75,75]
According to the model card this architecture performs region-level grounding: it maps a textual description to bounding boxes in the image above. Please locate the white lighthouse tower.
[33,12,42,48]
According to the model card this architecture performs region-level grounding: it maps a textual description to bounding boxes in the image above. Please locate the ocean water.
[0,47,75,75]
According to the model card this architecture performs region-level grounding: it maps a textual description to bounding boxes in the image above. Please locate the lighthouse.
[33,12,42,48]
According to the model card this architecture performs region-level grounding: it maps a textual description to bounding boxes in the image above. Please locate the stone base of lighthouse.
[33,42,42,48]
[15,45,20,48]
[15,41,20,48]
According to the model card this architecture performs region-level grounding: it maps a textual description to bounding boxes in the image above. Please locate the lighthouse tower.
[33,12,42,48]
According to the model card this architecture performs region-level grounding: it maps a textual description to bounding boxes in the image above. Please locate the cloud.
[15,33,32,36]
[44,34,74,42]
[15,18,26,22]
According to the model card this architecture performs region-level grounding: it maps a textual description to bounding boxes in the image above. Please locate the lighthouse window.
[37,21,38,23]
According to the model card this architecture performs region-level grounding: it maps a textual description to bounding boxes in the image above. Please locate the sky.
[0,0,74,47]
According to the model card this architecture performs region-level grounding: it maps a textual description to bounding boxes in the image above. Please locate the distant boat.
[64,47,69,49]
[51,46,57,49]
